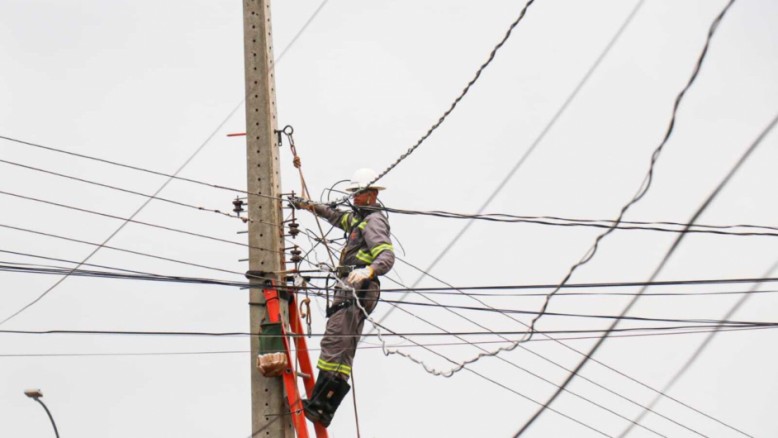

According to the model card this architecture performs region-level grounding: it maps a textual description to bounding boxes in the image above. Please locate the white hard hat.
[345,168,386,192]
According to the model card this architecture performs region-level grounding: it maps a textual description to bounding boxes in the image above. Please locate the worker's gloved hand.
[290,196,313,211]
[347,266,374,286]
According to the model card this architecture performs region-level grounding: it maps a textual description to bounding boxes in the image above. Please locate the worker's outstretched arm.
[362,214,394,276]
[291,197,349,231]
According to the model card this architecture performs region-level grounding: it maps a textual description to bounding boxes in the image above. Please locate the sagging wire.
[521,0,740,346]
[321,271,617,438]
[366,0,539,188]
[368,205,778,238]
[275,126,758,438]
[0,223,243,276]
[0,158,255,225]
[375,276,684,437]
[0,134,285,204]
[0,190,280,254]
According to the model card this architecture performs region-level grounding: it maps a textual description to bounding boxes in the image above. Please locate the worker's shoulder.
[364,211,390,228]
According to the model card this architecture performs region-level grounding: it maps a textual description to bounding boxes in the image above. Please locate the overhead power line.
[0,263,249,287]
[7,259,777,333]
[618,258,778,437]
[8,254,775,329]
[7,240,778,311]
[0,135,277,202]
[371,0,537,184]
[379,287,778,298]
[0,190,276,253]
[0,0,330,327]
[386,298,777,327]
[0,158,248,222]
[5,251,778,302]
[380,276,778,292]
[514,56,771,438]
[2,325,774,358]
[375,274,705,437]
[2,324,777,339]
[369,0,646,335]
[0,116,246,326]
[372,205,778,238]
[0,223,243,276]
[523,0,740,345]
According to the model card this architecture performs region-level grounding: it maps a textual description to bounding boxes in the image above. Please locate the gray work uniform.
[312,204,395,380]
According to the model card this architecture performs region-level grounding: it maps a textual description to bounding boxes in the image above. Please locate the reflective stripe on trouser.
[318,280,380,381]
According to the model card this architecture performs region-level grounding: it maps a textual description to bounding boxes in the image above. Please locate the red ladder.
[263,284,328,438]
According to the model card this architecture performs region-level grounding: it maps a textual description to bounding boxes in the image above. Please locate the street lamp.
[24,389,60,438]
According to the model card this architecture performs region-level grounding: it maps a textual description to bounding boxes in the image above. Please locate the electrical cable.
[379,276,778,292]
[618,258,778,437]
[0,249,217,282]
[5,244,777,306]
[0,158,251,223]
[377,256,729,436]
[513,75,771,438]
[0,326,775,348]
[379,287,778,298]
[272,191,756,437]
[3,324,777,339]
[0,223,244,276]
[0,350,249,358]
[0,110,242,326]
[1,325,773,357]
[0,134,280,203]
[0,189,278,253]
[5,256,774,332]
[0,0,331,327]
[376,277,688,437]
[368,0,646,333]
[370,205,778,238]
[324,279,617,438]
[384,298,775,327]
[370,0,537,186]
[523,0,739,344]
[294,177,616,435]
[0,263,250,287]
[380,253,748,436]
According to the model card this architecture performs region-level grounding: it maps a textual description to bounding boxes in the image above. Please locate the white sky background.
[1,0,777,437]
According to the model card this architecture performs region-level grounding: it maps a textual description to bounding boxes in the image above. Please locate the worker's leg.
[318,280,379,378]
[305,281,380,426]
[305,287,353,426]
[317,287,355,380]
[345,280,380,370]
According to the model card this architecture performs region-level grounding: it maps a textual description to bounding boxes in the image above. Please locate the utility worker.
[292,168,395,428]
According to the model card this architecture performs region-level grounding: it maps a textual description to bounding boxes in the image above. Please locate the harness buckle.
[335,265,357,278]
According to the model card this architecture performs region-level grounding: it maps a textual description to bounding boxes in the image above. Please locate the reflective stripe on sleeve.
[370,243,393,258]
[355,250,373,265]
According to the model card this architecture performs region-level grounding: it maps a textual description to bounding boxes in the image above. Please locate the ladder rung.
[295,371,312,380]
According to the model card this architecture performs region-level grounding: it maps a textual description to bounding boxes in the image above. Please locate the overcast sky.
[1,0,777,437]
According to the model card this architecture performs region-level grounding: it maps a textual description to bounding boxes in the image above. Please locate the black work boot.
[303,374,351,428]
[303,376,328,424]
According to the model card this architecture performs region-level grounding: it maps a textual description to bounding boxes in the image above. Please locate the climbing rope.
[282,125,337,269]
[351,369,363,438]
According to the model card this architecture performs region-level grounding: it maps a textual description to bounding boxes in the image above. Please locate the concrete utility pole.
[243,1,291,436]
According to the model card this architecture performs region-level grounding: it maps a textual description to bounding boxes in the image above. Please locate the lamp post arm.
[35,398,60,438]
